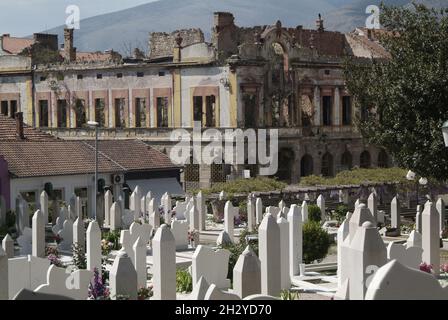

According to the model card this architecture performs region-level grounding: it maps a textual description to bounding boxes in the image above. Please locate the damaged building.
[0,12,391,190]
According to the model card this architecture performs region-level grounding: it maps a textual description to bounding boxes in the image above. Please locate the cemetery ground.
[1,168,448,301]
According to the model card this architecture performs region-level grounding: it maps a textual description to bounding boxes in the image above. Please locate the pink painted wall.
[0,156,10,210]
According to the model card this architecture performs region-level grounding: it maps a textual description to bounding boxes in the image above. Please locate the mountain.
[41,0,446,54]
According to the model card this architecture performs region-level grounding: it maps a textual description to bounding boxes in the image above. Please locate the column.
[313,86,320,127]
[334,87,340,126]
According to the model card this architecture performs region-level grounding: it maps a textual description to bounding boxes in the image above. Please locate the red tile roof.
[2,36,35,54]
[0,114,179,178]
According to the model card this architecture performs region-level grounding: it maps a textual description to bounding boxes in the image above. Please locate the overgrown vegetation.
[300,167,412,186]
[280,289,300,300]
[176,268,193,293]
[344,3,448,181]
[198,177,287,196]
[308,205,322,222]
[302,221,332,264]
[219,228,259,284]
[332,204,349,223]
[72,243,87,270]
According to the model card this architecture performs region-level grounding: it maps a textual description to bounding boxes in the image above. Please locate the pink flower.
[440,263,448,273]
[419,262,433,274]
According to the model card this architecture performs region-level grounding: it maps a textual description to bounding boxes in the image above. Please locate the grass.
[299,167,413,187]
[197,177,287,196]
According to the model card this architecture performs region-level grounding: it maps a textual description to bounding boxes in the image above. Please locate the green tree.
[344,3,448,181]
[302,221,332,264]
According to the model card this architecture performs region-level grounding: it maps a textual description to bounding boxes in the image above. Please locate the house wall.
[0,156,10,209]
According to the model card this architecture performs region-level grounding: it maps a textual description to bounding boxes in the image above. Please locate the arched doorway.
[276,148,294,182]
[300,154,314,177]
[360,151,371,168]
[321,152,334,177]
[378,149,388,168]
[341,151,353,171]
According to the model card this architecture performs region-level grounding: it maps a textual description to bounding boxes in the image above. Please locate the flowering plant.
[188,230,199,242]
[440,263,448,274]
[53,234,63,244]
[137,285,153,300]
[420,262,433,274]
[101,239,114,256]
[88,267,110,300]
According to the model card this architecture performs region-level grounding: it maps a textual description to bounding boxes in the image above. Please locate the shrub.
[219,228,258,283]
[280,289,300,300]
[176,268,193,293]
[308,205,321,222]
[138,286,153,300]
[102,230,121,251]
[72,243,87,270]
[198,177,287,196]
[302,221,332,264]
[333,204,349,223]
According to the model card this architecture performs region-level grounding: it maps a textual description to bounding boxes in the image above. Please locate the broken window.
[39,100,49,127]
[342,96,352,125]
[1,101,8,116]
[57,99,67,128]
[95,98,106,127]
[135,98,147,128]
[193,96,203,125]
[205,95,216,127]
[243,93,257,128]
[322,96,332,126]
[300,94,313,127]
[10,100,17,118]
[115,98,126,128]
[156,97,169,127]
[75,99,87,128]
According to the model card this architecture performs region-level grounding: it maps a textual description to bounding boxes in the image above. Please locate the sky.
[0,0,159,37]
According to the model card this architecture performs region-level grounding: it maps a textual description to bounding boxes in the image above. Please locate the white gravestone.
[247,196,255,232]
[32,210,45,258]
[422,201,440,276]
[197,191,206,231]
[58,219,73,251]
[216,231,233,247]
[259,213,281,297]
[416,205,422,233]
[224,201,238,242]
[436,198,445,234]
[40,191,49,224]
[349,221,387,300]
[387,242,422,269]
[171,219,189,250]
[86,221,101,272]
[8,255,50,299]
[189,204,200,232]
[406,230,422,248]
[0,246,7,300]
[317,194,326,222]
[277,216,290,290]
[17,227,32,255]
[120,222,152,261]
[73,217,85,251]
[130,186,142,221]
[233,246,261,299]
[301,201,308,223]
[110,202,122,231]
[192,245,231,290]
[35,265,92,300]
[287,205,302,277]
[204,284,240,300]
[152,224,176,300]
[367,192,377,223]
[365,260,448,300]
[104,190,113,227]
[109,250,138,300]
[255,198,263,225]
[391,196,400,230]
[2,234,14,258]
[132,236,147,289]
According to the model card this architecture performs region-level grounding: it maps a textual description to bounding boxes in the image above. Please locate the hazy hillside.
[41,0,447,54]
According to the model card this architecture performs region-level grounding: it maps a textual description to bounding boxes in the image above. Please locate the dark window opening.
[360,151,371,168]
[137,72,144,77]
[57,99,67,128]
[378,149,388,168]
[135,98,147,128]
[158,71,165,77]
[322,96,332,126]
[243,93,257,128]
[324,70,330,75]
[75,99,87,128]
[205,95,216,127]
[39,100,49,127]
[301,154,314,177]
[340,151,352,171]
[95,98,106,127]
[193,96,203,124]
[77,74,83,80]
[321,152,334,177]
[97,74,103,79]
[40,76,46,81]
[117,73,123,78]
[114,98,126,128]
[342,96,352,126]
[156,97,169,127]
[1,101,8,116]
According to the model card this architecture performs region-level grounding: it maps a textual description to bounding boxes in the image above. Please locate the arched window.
[300,154,314,177]
[276,148,294,182]
[360,151,371,168]
[321,152,334,177]
[341,151,352,171]
[378,149,388,168]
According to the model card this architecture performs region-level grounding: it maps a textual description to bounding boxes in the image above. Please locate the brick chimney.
[316,14,324,32]
[63,28,76,62]
[15,112,25,140]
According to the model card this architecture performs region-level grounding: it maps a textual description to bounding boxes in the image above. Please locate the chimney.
[63,28,76,62]
[173,33,183,63]
[15,112,25,140]
[316,14,324,32]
